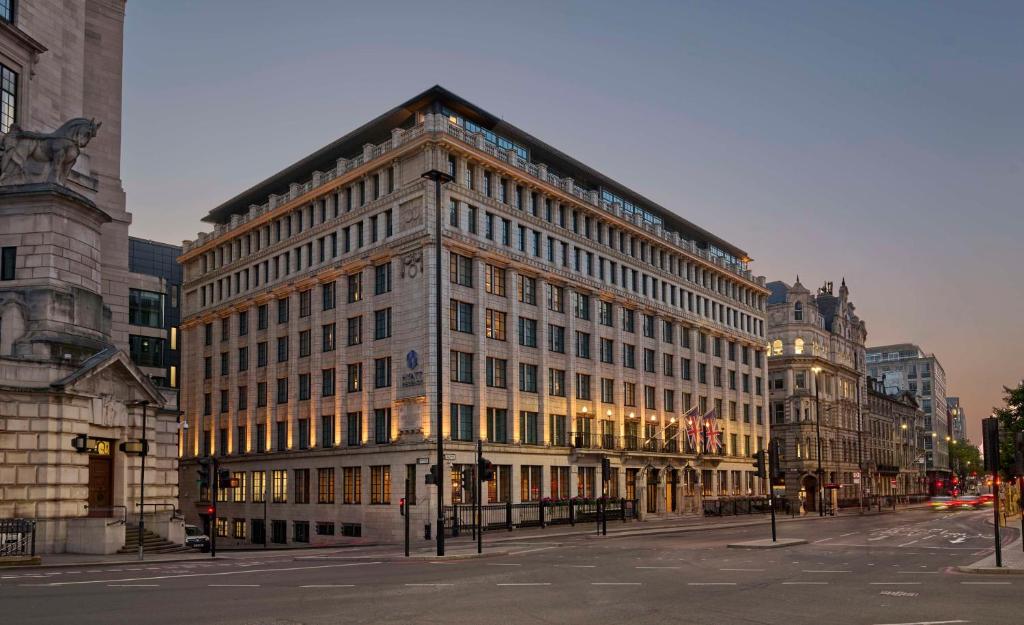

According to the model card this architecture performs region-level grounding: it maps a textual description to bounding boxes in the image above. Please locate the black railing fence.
[702,497,795,517]
[0,518,36,557]
[443,498,639,536]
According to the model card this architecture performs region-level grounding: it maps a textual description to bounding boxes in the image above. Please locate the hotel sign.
[398,348,425,398]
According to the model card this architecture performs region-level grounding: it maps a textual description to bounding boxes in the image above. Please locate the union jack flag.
[683,405,702,450]
[703,408,723,454]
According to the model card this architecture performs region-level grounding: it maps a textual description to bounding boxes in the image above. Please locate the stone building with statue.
[178,86,770,544]
[765,278,867,513]
[0,1,181,554]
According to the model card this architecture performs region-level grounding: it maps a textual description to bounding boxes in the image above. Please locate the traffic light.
[204,505,215,516]
[196,457,212,490]
[1015,432,1024,477]
[768,439,783,482]
[460,467,475,495]
[982,417,999,473]
[752,450,766,479]
[601,458,611,483]
[399,497,406,516]
[479,458,495,482]
[217,468,233,489]
[425,464,439,485]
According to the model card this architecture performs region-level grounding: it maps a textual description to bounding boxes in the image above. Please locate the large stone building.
[866,343,948,489]
[0,2,180,553]
[864,377,927,497]
[178,86,771,544]
[766,278,866,513]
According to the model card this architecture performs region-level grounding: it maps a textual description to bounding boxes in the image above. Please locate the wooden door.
[87,454,113,517]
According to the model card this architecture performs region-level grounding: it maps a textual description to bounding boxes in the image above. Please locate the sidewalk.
[957,519,1024,574]
[3,550,213,570]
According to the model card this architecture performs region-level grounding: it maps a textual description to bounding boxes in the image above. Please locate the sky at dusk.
[121,1,1024,441]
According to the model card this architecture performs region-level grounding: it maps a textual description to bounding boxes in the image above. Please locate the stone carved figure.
[401,251,423,279]
[0,117,101,186]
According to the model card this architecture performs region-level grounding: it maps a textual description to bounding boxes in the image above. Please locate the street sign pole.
[477,439,483,555]
[404,478,411,558]
[982,417,1001,567]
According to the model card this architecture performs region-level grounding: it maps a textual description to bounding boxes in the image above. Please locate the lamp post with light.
[421,167,453,557]
[125,400,150,560]
[811,366,824,516]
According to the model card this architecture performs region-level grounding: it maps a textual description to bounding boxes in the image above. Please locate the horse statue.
[0,117,101,186]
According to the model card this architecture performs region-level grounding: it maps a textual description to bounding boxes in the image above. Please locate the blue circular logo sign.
[406,350,419,370]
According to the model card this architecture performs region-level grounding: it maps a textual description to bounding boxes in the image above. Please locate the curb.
[27,555,216,570]
[955,565,1024,575]
[727,538,807,549]
[399,550,511,562]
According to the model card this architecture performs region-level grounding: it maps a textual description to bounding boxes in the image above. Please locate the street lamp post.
[127,400,150,561]
[811,366,824,516]
[421,167,453,557]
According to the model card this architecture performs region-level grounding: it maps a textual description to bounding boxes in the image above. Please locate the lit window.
[794,337,804,355]
[771,339,782,356]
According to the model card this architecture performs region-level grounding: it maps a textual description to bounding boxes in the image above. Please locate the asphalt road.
[3,509,1018,625]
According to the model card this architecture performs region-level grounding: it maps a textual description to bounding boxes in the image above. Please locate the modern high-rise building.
[765,278,867,512]
[0,1,180,554]
[947,397,966,442]
[177,86,771,544]
[866,343,949,488]
[128,237,183,409]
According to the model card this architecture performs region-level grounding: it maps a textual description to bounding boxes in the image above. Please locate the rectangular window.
[450,403,474,441]
[347,363,362,393]
[486,407,508,443]
[486,357,507,388]
[518,317,537,347]
[548,324,565,353]
[347,272,362,302]
[485,309,507,341]
[519,363,538,393]
[298,374,311,401]
[370,466,391,504]
[277,298,289,323]
[549,414,568,447]
[343,467,362,504]
[347,316,362,345]
[548,368,566,397]
[276,377,288,404]
[0,64,16,133]
[322,281,336,311]
[128,289,164,327]
[485,264,506,296]
[450,351,473,383]
[272,469,288,503]
[299,290,311,317]
[346,412,362,445]
[449,300,473,333]
[374,308,392,339]
[299,330,311,357]
[519,412,539,445]
[322,323,336,352]
[294,468,310,503]
[547,284,564,313]
[450,253,473,287]
[374,262,392,295]
[576,373,591,400]
[374,408,392,444]
[374,357,391,388]
[517,275,536,305]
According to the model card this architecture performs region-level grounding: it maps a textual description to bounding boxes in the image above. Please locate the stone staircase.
[118,526,192,555]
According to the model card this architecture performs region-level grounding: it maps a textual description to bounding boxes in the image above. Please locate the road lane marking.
[840,532,858,537]
[507,546,558,556]
[813,538,833,543]
[300,584,355,588]
[557,565,596,568]
[497,582,551,586]
[960,581,1010,585]
[898,571,939,574]
[870,621,969,625]
[406,583,452,587]
[592,582,641,586]
[487,563,521,567]
[687,582,737,586]
[898,540,920,547]
[720,568,765,572]
[782,581,828,585]
[802,570,851,573]
[107,584,159,587]
[636,566,680,569]
[31,561,382,586]
[209,584,260,587]
[869,582,922,585]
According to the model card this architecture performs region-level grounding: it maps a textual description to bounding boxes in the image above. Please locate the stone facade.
[865,377,927,497]
[0,2,181,553]
[766,278,867,512]
[178,87,771,545]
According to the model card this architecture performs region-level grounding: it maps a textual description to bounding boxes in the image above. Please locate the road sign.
[444,453,456,462]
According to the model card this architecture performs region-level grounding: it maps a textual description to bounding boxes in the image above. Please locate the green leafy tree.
[948,439,981,481]
[994,382,1024,478]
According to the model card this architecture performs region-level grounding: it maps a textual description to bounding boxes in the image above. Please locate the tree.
[948,439,981,482]
[994,381,1024,478]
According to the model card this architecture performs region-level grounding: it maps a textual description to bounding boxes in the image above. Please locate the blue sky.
[122,1,1024,438]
